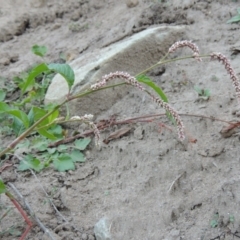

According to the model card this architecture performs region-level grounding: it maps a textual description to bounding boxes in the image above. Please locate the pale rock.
[45,26,185,116]
[94,217,112,240]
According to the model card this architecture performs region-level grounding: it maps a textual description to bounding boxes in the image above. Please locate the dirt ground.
[1,0,240,239]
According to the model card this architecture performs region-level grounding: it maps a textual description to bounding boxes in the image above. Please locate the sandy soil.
[1,0,240,239]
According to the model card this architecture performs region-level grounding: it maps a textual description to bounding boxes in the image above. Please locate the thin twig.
[8,183,56,240]
[168,172,185,193]
[48,112,236,148]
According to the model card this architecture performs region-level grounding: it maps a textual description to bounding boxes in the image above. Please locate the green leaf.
[0,90,6,101]
[227,15,240,23]
[32,106,47,122]
[203,89,210,97]
[28,107,35,126]
[48,125,63,138]
[7,109,29,128]
[21,63,49,94]
[70,150,85,162]
[230,215,235,223]
[38,128,58,140]
[74,138,91,150]
[57,144,68,152]
[48,63,75,91]
[136,75,168,102]
[31,45,47,57]
[53,154,75,172]
[0,102,11,113]
[32,138,48,151]
[32,107,50,127]
[47,109,59,123]
[0,179,7,194]
[194,85,202,95]
[15,139,30,150]
[31,107,59,140]
[210,219,218,228]
[12,116,25,136]
[47,147,57,154]
[18,155,44,172]
[136,75,175,122]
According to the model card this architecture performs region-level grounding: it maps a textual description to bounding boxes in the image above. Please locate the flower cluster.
[150,94,185,141]
[91,71,145,91]
[168,40,201,61]
[210,52,240,103]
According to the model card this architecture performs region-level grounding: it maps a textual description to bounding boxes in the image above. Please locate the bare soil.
[1,0,240,239]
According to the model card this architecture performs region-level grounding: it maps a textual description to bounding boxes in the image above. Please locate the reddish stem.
[5,192,33,240]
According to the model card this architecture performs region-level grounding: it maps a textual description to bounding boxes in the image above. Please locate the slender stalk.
[136,54,210,76]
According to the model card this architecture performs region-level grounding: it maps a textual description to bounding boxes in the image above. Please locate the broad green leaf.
[48,125,63,137]
[0,102,11,113]
[0,180,7,194]
[0,90,6,101]
[48,63,75,90]
[53,154,75,172]
[38,128,58,140]
[12,117,25,136]
[70,150,85,162]
[7,109,29,128]
[57,144,68,152]
[136,75,168,102]
[32,139,48,151]
[21,63,49,94]
[47,147,57,154]
[31,45,47,57]
[15,139,30,150]
[47,109,59,123]
[18,155,44,172]
[32,107,50,128]
[74,138,91,150]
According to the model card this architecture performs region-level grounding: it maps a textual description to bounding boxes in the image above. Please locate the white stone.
[45,26,185,116]
[94,217,112,240]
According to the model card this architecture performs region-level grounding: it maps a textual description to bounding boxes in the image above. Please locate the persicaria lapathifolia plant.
[91,71,185,140]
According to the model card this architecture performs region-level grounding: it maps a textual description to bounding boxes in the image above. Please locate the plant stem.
[136,54,210,76]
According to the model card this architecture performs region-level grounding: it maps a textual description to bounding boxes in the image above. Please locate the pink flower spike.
[150,94,185,141]
[168,40,202,61]
[90,71,145,91]
[210,52,240,104]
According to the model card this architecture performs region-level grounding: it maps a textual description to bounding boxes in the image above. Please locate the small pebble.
[125,0,139,8]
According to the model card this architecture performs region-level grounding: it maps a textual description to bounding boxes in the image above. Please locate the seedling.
[194,85,211,100]
[227,8,240,23]
[210,213,219,228]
